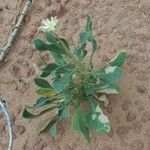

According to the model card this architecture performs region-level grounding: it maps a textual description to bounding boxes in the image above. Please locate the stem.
[0,99,13,150]
[0,0,32,62]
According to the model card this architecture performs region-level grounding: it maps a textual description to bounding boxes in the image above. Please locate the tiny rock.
[122,100,130,111]
[13,124,26,139]
[126,111,137,122]
[9,65,22,79]
[136,85,146,94]
[133,121,142,134]
[129,139,144,150]
[145,128,150,137]
[116,125,130,137]
[141,111,150,123]
[0,6,3,11]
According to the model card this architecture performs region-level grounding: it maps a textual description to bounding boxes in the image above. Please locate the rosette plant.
[22,15,126,142]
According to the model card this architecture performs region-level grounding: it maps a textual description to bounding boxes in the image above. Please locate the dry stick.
[0,99,13,150]
[0,0,32,62]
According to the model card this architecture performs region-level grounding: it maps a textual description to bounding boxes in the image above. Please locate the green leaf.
[85,15,97,52]
[86,97,111,133]
[36,88,57,97]
[33,38,67,55]
[53,70,73,93]
[62,90,73,104]
[86,15,92,32]
[84,83,120,95]
[22,108,36,119]
[99,66,123,83]
[47,44,66,55]
[35,97,54,107]
[34,78,51,88]
[45,32,69,56]
[71,109,90,142]
[33,38,50,51]
[80,31,90,46]
[58,107,69,119]
[91,38,97,52]
[51,51,66,65]
[22,106,57,119]
[74,45,87,60]
[38,115,58,133]
[52,64,73,75]
[51,64,73,80]
[108,50,126,67]
[98,83,121,94]
[60,38,70,49]
[49,125,57,137]
[45,32,58,44]
[88,116,110,133]
[41,63,58,77]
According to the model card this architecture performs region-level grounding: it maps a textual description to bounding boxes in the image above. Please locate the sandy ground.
[0,0,150,149]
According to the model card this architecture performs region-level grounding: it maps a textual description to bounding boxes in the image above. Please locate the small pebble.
[126,111,137,122]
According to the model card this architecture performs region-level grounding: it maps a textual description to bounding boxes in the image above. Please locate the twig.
[0,99,13,150]
[0,0,32,62]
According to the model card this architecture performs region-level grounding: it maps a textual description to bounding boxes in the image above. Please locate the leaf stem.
[0,0,32,62]
[0,99,13,150]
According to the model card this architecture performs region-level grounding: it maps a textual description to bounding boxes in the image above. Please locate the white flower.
[92,114,97,120]
[59,99,65,102]
[73,75,76,79]
[95,104,103,113]
[105,66,117,74]
[98,114,109,124]
[38,17,59,32]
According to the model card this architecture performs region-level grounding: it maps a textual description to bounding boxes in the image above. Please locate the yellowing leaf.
[36,88,57,96]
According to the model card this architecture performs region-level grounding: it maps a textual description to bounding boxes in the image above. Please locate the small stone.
[9,65,22,79]
[136,85,146,94]
[4,2,9,9]
[61,0,69,5]
[18,81,29,94]
[41,53,50,62]
[106,129,113,138]
[58,145,72,150]
[26,68,35,77]
[33,138,48,150]
[106,106,112,113]
[11,113,16,124]
[16,59,29,67]
[55,124,65,140]
[116,125,130,137]
[0,144,7,150]
[126,111,137,122]
[130,139,144,150]
[141,111,150,123]
[10,80,18,90]
[25,49,34,59]
[0,124,6,136]
[13,124,26,139]
[133,121,142,133]
[102,55,109,62]
[102,145,113,150]
[0,6,3,11]
[145,128,150,137]
[24,15,31,23]
[136,71,149,81]
[13,105,22,117]
[122,100,130,111]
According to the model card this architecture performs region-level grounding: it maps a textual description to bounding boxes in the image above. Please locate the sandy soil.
[0,0,150,150]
